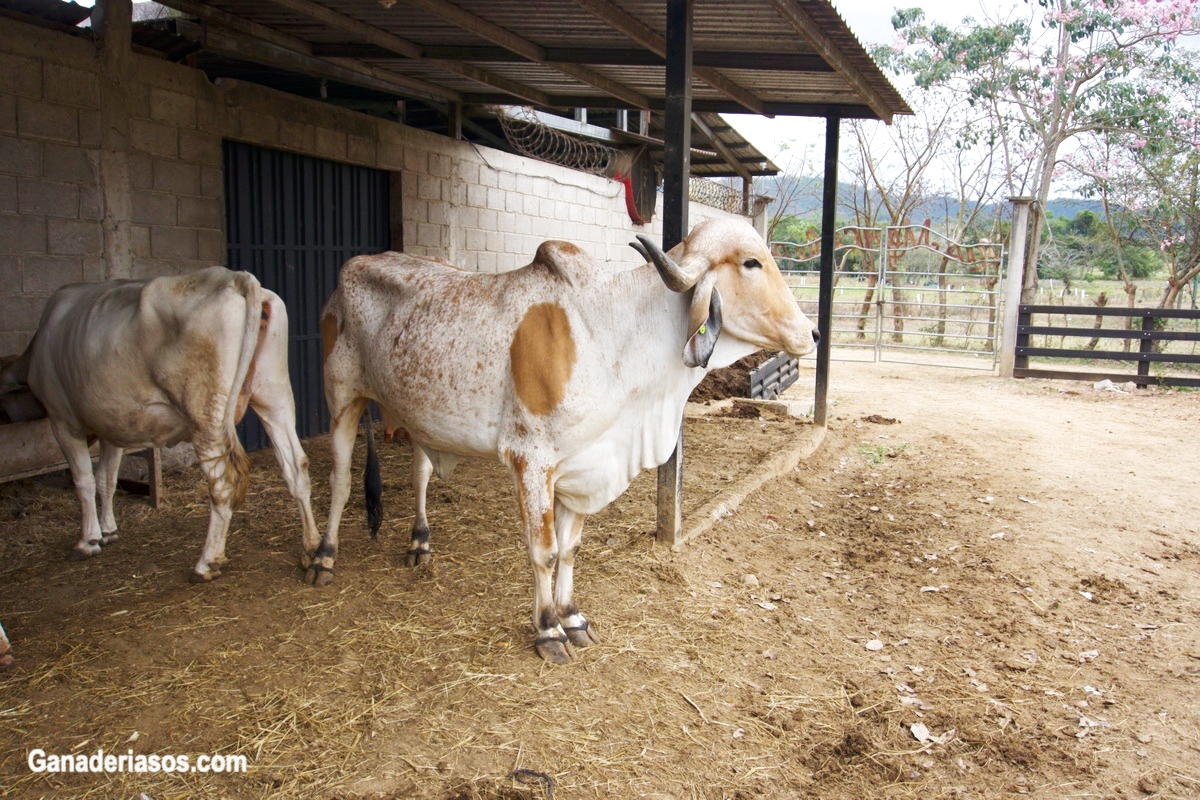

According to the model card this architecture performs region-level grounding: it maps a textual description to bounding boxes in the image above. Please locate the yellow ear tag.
[698,324,707,335]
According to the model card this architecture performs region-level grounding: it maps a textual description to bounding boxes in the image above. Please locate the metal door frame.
[224,140,392,449]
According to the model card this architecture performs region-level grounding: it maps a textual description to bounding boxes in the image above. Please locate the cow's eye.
[743,258,762,269]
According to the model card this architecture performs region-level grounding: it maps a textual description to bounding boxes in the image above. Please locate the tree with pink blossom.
[1069,46,1200,308]
[877,0,1200,301]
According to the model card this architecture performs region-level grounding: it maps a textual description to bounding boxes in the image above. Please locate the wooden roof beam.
[155,0,460,102]
[690,112,751,180]
[400,0,651,109]
[571,0,768,116]
[314,43,833,72]
[768,0,894,123]
[170,19,463,103]
[464,93,880,118]
[261,0,551,105]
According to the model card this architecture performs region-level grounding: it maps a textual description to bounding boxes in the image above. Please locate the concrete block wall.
[411,141,731,275]
[0,15,742,355]
[125,56,230,279]
[0,27,105,356]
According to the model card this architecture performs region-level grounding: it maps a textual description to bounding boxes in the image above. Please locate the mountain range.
[752,174,1103,224]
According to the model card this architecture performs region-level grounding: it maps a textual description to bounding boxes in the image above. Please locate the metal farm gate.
[224,141,391,449]
[773,225,1005,369]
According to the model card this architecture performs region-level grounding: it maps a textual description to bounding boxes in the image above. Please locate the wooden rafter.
[170,20,461,102]
[690,113,750,180]
[571,0,767,116]
[399,0,650,109]
[260,0,551,105]
[312,43,833,72]
[769,0,894,123]
[155,0,460,102]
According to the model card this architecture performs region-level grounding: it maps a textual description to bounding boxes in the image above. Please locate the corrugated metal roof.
[122,0,912,177]
[145,0,910,113]
[0,0,91,26]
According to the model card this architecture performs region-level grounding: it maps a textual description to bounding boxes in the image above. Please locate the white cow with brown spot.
[1,267,320,582]
[315,217,818,662]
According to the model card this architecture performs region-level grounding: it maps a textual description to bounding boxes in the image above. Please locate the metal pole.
[813,113,839,427]
[656,0,693,546]
[999,197,1034,377]
[874,226,887,363]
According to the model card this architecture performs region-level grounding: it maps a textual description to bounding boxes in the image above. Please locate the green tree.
[878,0,1200,301]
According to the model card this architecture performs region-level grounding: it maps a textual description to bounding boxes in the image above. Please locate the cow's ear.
[683,272,722,368]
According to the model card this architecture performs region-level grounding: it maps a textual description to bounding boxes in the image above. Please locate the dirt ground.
[1,360,1199,799]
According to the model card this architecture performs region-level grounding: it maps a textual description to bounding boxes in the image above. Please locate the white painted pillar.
[999,197,1034,378]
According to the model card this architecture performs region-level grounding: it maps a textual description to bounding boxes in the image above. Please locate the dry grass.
[0,413,819,799]
[3,371,1199,799]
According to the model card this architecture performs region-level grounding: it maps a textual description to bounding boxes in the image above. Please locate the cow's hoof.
[404,549,431,567]
[100,532,119,546]
[189,567,220,583]
[533,633,575,664]
[0,651,12,671]
[305,562,335,587]
[563,619,600,648]
[299,550,314,570]
[67,541,102,561]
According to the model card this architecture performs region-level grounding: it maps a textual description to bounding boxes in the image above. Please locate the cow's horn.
[631,235,702,292]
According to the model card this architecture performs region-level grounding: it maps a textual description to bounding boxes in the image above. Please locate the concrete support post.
[94,0,133,280]
[999,197,1034,378]
[752,199,769,241]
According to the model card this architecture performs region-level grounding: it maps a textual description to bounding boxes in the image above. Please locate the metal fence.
[772,225,1005,370]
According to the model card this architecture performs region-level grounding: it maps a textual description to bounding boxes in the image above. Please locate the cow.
[0,267,320,582]
[0,620,11,670]
[314,216,818,662]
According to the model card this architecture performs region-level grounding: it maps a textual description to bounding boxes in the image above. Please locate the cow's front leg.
[52,424,105,561]
[94,442,124,545]
[406,445,433,566]
[554,502,600,648]
[307,399,367,586]
[510,455,571,663]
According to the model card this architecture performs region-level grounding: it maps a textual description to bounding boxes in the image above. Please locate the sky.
[725,0,1025,166]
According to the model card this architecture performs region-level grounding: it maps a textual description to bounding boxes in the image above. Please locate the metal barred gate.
[773,225,1005,370]
[224,141,391,449]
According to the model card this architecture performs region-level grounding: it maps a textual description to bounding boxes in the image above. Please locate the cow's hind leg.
[554,502,600,648]
[190,437,246,583]
[249,384,320,569]
[406,445,433,566]
[52,424,105,560]
[94,442,124,545]
[307,398,368,587]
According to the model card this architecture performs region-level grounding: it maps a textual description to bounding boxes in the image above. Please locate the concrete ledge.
[674,422,826,551]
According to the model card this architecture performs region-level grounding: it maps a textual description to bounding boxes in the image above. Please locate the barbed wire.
[688,177,743,214]
[498,107,621,176]
[688,177,771,216]
[497,108,769,217]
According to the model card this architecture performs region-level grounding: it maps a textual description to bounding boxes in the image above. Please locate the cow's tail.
[222,272,263,508]
[363,410,382,539]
